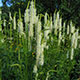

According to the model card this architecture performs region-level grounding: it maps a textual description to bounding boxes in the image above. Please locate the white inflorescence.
[39,52,44,66]
[54,12,60,35]
[28,1,37,39]
[39,43,44,66]
[30,1,36,24]
[3,19,6,27]
[50,17,53,32]
[71,26,75,34]
[36,20,42,66]
[29,22,33,37]
[33,8,37,23]
[44,13,47,24]
[18,19,23,36]
[44,20,50,40]
[70,21,75,34]
[70,29,78,60]
[33,65,37,73]
[24,9,29,23]
[58,18,62,45]
[62,22,66,43]
[67,25,69,35]
[1,39,5,43]
[71,48,74,60]
[74,29,79,49]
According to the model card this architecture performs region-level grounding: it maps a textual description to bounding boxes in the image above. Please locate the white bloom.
[44,13,48,24]
[24,9,29,23]
[36,21,41,48]
[74,29,78,48]
[62,22,66,43]
[53,11,56,29]
[71,48,74,60]
[57,11,59,20]
[46,45,49,50]
[41,43,45,52]
[56,11,60,30]
[1,39,4,43]
[29,22,33,37]
[36,20,42,66]
[34,8,37,23]
[54,18,58,35]
[59,18,62,31]
[54,11,60,35]
[50,17,53,32]
[35,16,39,24]
[33,65,37,73]
[39,54,44,66]
[58,18,62,45]
[3,19,6,27]
[70,21,75,33]
[71,26,75,33]
[39,57,44,66]
[39,43,44,66]
[67,25,69,35]
[18,19,23,35]
[29,1,36,24]
[53,11,56,22]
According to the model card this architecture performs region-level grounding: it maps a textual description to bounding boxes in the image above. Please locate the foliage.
[0,0,80,80]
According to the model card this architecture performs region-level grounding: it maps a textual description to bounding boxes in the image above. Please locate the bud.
[44,13,48,24]
[13,16,16,30]
[9,12,12,21]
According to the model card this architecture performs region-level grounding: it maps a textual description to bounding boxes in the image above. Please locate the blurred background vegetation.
[1,0,80,27]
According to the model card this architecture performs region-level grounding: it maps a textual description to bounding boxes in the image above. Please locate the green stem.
[18,37,21,61]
